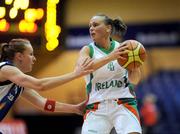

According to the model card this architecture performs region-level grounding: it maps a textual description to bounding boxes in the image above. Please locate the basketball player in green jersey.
[76,14,142,134]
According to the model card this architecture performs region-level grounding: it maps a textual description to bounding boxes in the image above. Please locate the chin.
[28,68,32,72]
[24,68,32,73]
[91,38,96,42]
[91,36,95,41]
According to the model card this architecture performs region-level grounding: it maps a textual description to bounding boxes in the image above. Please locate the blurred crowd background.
[0,0,180,133]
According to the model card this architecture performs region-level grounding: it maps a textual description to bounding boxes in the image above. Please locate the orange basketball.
[117,40,147,70]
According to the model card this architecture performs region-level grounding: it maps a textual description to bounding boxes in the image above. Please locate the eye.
[93,23,98,27]
[89,22,99,28]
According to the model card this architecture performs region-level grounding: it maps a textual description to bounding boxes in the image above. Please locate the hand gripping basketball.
[117,40,147,70]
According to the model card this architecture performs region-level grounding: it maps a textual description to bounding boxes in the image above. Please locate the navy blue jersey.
[0,61,24,121]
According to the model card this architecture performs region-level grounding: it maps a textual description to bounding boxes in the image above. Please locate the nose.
[33,56,36,62]
[89,26,94,32]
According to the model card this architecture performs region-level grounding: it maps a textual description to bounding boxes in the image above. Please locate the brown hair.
[0,38,30,61]
[94,13,127,37]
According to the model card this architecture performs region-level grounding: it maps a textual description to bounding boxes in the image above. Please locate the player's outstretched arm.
[1,57,93,91]
[77,45,128,71]
[21,89,86,115]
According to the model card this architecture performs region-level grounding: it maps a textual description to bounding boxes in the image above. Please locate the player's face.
[20,44,36,73]
[89,16,109,43]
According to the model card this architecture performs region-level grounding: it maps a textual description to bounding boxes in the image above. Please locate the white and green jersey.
[85,40,135,105]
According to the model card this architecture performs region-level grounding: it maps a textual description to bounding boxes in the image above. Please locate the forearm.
[22,90,80,115]
[92,55,113,70]
[128,67,142,85]
[39,72,78,91]
[54,102,78,114]
[78,45,127,71]
[8,71,78,91]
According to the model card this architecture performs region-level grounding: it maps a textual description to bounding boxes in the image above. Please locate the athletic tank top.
[85,40,135,105]
[0,61,24,121]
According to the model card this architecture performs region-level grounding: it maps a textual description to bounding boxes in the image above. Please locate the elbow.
[39,98,47,111]
[33,98,46,111]
[35,84,46,91]
[28,81,46,91]
[33,80,48,91]
[38,105,45,112]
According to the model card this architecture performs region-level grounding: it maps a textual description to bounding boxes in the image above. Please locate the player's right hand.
[108,44,129,61]
[74,57,94,77]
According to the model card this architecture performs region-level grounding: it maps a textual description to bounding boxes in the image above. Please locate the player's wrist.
[72,105,83,115]
[105,54,114,62]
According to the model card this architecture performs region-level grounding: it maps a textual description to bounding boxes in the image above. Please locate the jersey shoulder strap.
[87,43,94,58]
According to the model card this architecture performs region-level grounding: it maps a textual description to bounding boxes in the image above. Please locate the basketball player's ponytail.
[0,43,9,62]
[112,18,127,37]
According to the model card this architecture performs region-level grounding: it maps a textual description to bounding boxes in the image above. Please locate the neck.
[13,60,24,72]
[96,38,111,50]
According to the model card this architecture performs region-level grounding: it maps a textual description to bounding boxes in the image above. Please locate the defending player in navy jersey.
[0,38,93,121]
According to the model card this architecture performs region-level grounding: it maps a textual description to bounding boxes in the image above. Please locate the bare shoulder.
[1,65,19,73]
[76,45,91,64]
[0,65,22,79]
[79,45,90,55]
[0,65,17,81]
[80,45,89,52]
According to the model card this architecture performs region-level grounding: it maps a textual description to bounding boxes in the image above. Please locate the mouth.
[91,33,95,37]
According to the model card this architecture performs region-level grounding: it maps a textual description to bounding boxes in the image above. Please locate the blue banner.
[125,22,180,47]
[66,22,180,49]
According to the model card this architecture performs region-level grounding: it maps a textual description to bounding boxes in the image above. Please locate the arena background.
[0,0,180,133]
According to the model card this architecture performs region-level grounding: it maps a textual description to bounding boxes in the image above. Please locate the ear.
[106,25,112,33]
[106,29,110,32]
[15,52,23,61]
